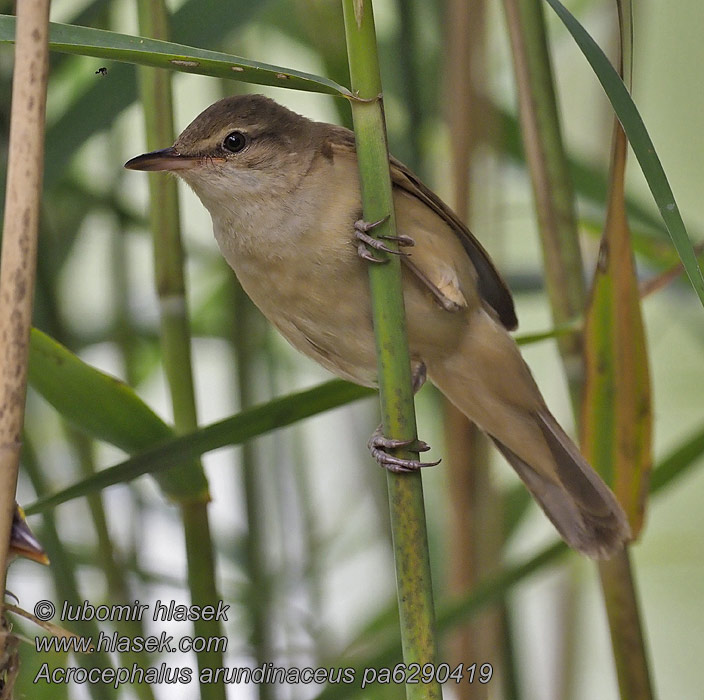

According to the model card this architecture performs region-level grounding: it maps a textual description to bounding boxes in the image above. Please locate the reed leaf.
[25,372,372,514]
[543,0,704,308]
[28,327,207,500]
[0,15,350,97]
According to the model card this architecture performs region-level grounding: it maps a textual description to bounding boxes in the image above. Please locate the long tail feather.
[427,308,630,558]
[493,412,630,558]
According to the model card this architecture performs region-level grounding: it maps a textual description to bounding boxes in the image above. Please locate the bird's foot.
[354,216,414,263]
[368,426,440,473]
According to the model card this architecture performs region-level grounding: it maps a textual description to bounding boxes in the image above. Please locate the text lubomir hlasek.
[59,599,229,622]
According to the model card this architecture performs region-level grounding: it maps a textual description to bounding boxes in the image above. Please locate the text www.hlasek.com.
[36,630,222,655]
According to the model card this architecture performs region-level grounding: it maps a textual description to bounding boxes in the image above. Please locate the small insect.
[95,66,108,76]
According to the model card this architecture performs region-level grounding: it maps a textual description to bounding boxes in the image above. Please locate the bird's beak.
[124,147,208,172]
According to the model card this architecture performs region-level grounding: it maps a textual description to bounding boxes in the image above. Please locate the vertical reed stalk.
[502,0,586,410]
[584,5,654,697]
[69,428,157,700]
[444,1,505,696]
[503,3,654,699]
[0,0,50,691]
[502,4,588,695]
[0,0,50,586]
[231,281,274,700]
[394,0,423,174]
[136,4,225,698]
[342,2,441,698]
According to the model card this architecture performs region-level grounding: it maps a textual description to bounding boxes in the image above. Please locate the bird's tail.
[427,310,630,558]
[489,411,631,558]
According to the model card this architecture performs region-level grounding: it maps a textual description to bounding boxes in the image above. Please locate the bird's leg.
[368,362,441,473]
[354,216,414,263]
[355,217,431,471]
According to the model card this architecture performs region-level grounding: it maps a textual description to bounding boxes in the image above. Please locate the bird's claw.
[354,217,413,263]
[368,427,440,473]
[357,239,386,264]
[354,215,390,234]
[380,233,415,247]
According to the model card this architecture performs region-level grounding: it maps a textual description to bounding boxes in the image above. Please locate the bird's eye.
[223,131,247,153]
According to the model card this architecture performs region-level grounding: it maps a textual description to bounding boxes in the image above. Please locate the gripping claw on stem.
[354,216,411,263]
[366,362,438,473]
[368,428,440,473]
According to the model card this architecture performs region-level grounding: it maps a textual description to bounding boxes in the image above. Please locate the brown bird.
[125,94,630,558]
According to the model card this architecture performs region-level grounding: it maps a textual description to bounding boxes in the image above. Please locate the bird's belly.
[231,249,380,386]
[215,217,469,388]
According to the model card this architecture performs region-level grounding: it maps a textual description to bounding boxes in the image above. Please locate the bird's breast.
[212,211,381,386]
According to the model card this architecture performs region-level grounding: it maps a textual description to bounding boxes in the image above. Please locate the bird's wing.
[389,155,518,330]
[326,127,516,329]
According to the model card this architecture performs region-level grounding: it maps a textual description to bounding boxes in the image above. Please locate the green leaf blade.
[25,377,372,514]
[543,0,704,308]
[28,328,208,500]
[0,16,351,97]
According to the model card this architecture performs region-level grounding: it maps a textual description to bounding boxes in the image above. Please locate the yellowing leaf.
[581,125,652,538]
